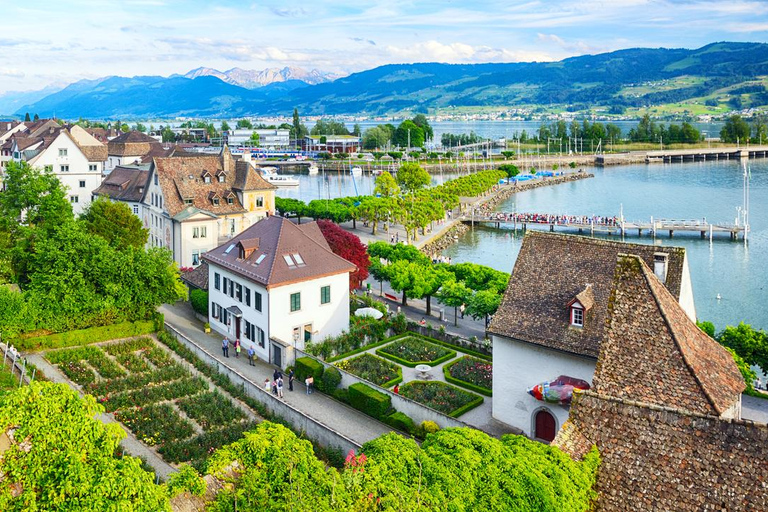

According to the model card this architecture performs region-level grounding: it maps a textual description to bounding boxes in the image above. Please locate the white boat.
[308,164,319,175]
[350,166,363,177]
[261,167,300,187]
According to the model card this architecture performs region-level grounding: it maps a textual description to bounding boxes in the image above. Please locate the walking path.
[160,302,394,447]
[742,394,768,424]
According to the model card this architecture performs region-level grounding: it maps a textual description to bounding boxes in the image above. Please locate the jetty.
[462,212,748,241]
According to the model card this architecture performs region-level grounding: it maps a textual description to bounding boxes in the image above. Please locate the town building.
[225,128,291,149]
[301,135,360,154]
[203,215,356,367]
[92,165,150,219]
[488,231,696,440]
[0,119,60,174]
[106,130,166,173]
[554,254,756,511]
[9,124,106,214]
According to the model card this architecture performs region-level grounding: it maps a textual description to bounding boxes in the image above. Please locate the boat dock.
[462,213,748,241]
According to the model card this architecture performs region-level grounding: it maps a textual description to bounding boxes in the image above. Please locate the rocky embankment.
[420,222,469,256]
[475,172,594,214]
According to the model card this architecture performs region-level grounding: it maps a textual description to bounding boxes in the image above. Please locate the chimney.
[6,123,10,130]
[653,253,668,283]
[242,151,251,163]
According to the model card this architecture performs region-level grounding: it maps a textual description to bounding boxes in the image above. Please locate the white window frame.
[570,305,584,327]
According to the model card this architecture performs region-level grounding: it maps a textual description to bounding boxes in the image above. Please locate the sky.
[1,0,767,94]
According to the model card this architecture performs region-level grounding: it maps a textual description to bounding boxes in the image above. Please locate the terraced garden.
[335,353,402,387]
[45,336,257,467]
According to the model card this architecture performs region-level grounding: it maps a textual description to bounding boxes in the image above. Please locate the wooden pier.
[462,214,747,241]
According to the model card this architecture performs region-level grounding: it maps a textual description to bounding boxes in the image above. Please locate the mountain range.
[10,42,768,119]
[180,66,343,88]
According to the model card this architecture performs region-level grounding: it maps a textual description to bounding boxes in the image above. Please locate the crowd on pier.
[480,212,620,226]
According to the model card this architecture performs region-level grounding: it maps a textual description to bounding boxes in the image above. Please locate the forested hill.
[17,42,768,118]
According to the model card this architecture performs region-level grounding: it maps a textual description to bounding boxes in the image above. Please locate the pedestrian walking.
[277,377,284,398]
[460,303,466,319]
[272,380,278,396]
[306,376,314,394]
[393,383,400,395]
[235,339,241,358]
[288,369,295,391]
[264,378,271,393]
[247,345,255,366]
[222,338,229,358]
[273,368,282,382]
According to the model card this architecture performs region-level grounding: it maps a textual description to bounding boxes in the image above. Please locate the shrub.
[385,411,415,433]
[335,353,402,388]
[167,464,206,497]
[17,320,155,351]
[348,382,391,420]
[569,161,577,168]
[421,420,440,434]
[391,313,407,335]
[190,289,208,316]
[295,357,324,382]
[319,366,342,393]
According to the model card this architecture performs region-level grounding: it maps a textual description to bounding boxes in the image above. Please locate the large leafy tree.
[394,120,425,148]
[317,220,370,290]
[0,382,170,510]
[81,196,148,250]
[717,322,768,374]
[0,160,72,230]
[720,115,751,143]
[437,280,472,326]
[411,114,434,141]
[373,171,400,198]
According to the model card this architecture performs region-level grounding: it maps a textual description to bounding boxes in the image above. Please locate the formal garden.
[45,336,257,468]
[376,335,457,367]
[334,353,402,387]
[398,381,484,417]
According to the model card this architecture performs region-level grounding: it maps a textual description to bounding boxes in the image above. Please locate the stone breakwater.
[475,172,594,215]
[420,222,470,256]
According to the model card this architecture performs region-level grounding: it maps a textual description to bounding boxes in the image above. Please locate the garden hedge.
[295,357,325,383]
[385,411,415,433]
[190,289,208,316]
[375,335,457,368]
[318,366,341,393]
[443,361,493,397]
[449,394,485,418]
[16,320,156,351]
[348,383,391,420]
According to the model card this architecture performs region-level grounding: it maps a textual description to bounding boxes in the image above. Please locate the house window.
[60,165,69,172]
[192,251,200,266]
[254,291,262,312]
[70,195,79,203]
[133,205,139,215]
[184,199,193,205]
[211,302,219,319]
[571,307,584,327]
[89,164,97,172]
[214,273,220,291]
[218,174,225,183]
[257,326,265,348]
[204,176,211,183]
[321,285,331,305]
[193,227,200,238]
[244,320,254,342]
[154,174,158,185]
[256,196,264,207]
[59,148,67,157]
[290,292,301,312]
[201,227,207,238]
[236,283,242,302]
[227,197,234,205]
[223,277,229,294]
[222,307,228,325]
[79,180,86,188]
[244,287,251,307]
[229,219,235,234]
[213,197,220,206]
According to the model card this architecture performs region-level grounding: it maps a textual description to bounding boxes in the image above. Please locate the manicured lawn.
[445,356,493,395]
[399,381,483,417]
[45,337,255,466]
[376,336,456,367]
[335,353,402,387]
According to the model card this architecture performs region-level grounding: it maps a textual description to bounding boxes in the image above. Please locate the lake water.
[441,159,767,331]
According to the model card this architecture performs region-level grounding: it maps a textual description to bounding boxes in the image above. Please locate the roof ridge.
[624,254,722,415]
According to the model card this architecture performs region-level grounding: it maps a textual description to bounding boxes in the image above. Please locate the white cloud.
[384,40,554,64]
[0,68,25,78]
[536,33,609,55]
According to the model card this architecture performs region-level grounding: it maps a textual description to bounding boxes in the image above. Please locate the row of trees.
[368,241,509,325]
[0,381,599,510]
[627,115,701,143]
[0,161,184,337]
[719,114,768,144]
[361,114,433,150]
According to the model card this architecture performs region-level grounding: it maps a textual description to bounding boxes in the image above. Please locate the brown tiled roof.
[93,166,150,202]
[181,261,209,290]
[297,221,332,251]
[77,143,107,162]
[572,284,594,311]
[233,160,276,191]
[110,131,158,144]
[595,254,743,416]
[25,120,60,138]
[488,231,687,358]
[555,392,768,512]
[202,216,355,288]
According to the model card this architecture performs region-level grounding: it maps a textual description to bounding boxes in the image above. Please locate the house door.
[235,317,241,342]
[535,409,556,442]
[272,342,282,368]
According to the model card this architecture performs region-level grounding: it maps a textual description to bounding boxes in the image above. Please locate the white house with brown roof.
[11,124,106,214]
[106,130,164,172]
[203,215,355,367]
[487,231,697,441]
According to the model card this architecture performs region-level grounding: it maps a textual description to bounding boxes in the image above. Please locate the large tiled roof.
[556,392,768,512]
[181,261,209,290]
[595,255,743,415]
[110,131,159,144]
[233,160,276,192]
[109,131,163,157]
[78,143,107,162]
[93,166,150,203]
[487,231,687,358]
[202,216,355,288]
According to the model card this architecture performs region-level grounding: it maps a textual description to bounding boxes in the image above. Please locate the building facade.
[204,216,355,367]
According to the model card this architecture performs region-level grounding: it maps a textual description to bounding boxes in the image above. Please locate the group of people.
[484,212,620,226]
[265,368,295,399]
[221,337,257,366]
[431,255,453,264]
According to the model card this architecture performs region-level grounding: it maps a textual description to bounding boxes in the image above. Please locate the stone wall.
[420,222,469,255]
[558,392,768,512]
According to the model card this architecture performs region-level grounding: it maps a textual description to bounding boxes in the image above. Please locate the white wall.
[179,218,219,267]
[492,335,596,438]
[27,132,102,215]
[679,253,697,322]
[268,272,350,350]
[143,168,169,252]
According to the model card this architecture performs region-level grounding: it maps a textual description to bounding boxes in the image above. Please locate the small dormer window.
[204,175,211,184]
[570,305,584,327]
[218,174,225,183]
[654,253,668,283]
[213,197,220,206]
[227,196,234,205]
[184,199,193,205]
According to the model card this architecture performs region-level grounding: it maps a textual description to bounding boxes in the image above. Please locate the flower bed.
[86,365,187,396]
[115,403,195,446]
[143,347,176,369]
[102,337,154,355]
[444,356,493,396]
[116,353,152,373]
[176,391,246,430]
[59,360,96,386]
[45,346,125,382]
[159,421,258,464]
[376,335,456,367]
[100,377,208,413]
[398,381,483,417]
[335,354,402,388]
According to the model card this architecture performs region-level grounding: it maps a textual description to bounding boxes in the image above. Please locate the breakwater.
[474,172,594,214]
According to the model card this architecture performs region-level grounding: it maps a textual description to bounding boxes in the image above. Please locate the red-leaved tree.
[317,220,370,290]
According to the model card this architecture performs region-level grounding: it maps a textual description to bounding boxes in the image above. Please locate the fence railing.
[1,342,36,386]
[162,323,361,454]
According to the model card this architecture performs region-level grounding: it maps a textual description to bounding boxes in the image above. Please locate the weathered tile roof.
[595,254,744,416]
[109,131,163,157]
[93,166,150,203]
[110,131,159,144]
[181,261,209,290]
[555,392,768,512]
[488,231,687,358]
[202,216,355,288]
[233,160,276,191]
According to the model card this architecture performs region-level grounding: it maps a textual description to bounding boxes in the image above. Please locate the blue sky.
[1,0,767,93]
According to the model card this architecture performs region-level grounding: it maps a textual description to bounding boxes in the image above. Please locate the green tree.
[717,322,768,374]
[373,171,400,198]
[466,288,502,327]
[134,122,147,133]
[499,164,520,179]
[275,197,308,222]
[720,115,751,143]
[33,113,39,122]
[311,119,350,136]
[81,197,149,250]
[250,131,260,146]
[437,279,472,326]
[395,162,430,194]
[236,119,253,129]
[161,126,175,143]
[24,112,30,122]
[362,126,392,150]
[0,381,170,510]
[394,120,425,148]
[220,120,231,132]
[411,114,433,141]
[0,160,72,231]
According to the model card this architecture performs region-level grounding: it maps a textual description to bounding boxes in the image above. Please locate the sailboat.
[307,163,319,175]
